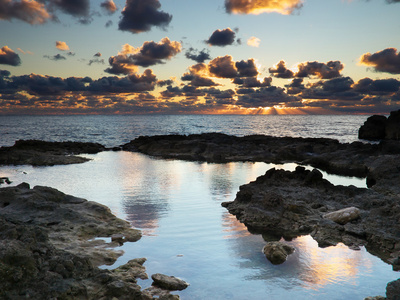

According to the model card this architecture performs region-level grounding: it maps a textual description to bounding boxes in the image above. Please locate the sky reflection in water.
[0,151,397,299]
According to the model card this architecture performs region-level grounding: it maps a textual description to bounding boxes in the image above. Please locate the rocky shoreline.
[2,114,400,298]
[0,182,188,299]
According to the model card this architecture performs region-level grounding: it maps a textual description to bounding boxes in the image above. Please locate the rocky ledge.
[0,140,107,166]
[0,183,187,299]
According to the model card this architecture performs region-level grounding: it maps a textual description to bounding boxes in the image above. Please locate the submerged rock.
[262,241,295,265]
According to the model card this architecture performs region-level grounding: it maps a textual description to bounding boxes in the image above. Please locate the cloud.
[44,54,66,61]
[0,0,51,24]
[359,48,400,74]
[225,0,304,15]
[56,41,69,51]
[247,36,261,47]
[295,61,344,79]
[185,48,211,63]
[352,78,400,95]
[0,46,21,66]
[51,0,90,18]
[236,59,259,77]
[105,20,113,27]
[105,38,181,75]
[88,58,105,66]
[181,63,218,87]
[269,60,294,78]
[233,76,272,88]
[17,48,33,55]
[100,0,117,14]
[128,37,182,67]
[118,0,172,34]
[236,86,301,108]
[269,60,344,79]
[206,28,238,47]
[208,55,238,78]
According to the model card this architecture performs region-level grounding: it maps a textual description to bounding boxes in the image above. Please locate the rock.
[262,241,295,265]
[386,110,400,140]
[364,297,385,300]
[151,273,190,291]
[0,139,106,166]
[0,183,151,299]
[387,278,400,300]
[323,207,361,225]
[359,115,387,140]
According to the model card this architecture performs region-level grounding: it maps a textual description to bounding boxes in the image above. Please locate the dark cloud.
[105,38,181,75]
[0,69,11,77]
[100,0,117,14]
[44,54,66,61]
[208,55,238,78]
[360,48,400,74]
[128,38,181,67]
[236,86,301,108]
[185,48,211,63]
[88,58,105,66]
[236,59,258,77]
[269,60,294,78]
[285,78,305,94]
[118,0,172,34]
[0,46,21,66]
[51,0,90,18]
[94,52,102,57]
[233,76,272,88]
[225,0,303,15]
[206,28,237,47]
[0,70,157,97]
[0,0,51,24]
[352,78,400,95]
[105,20,113,27]
[157,79,174,87]
[269,60,344,79]
[295,61,344,79]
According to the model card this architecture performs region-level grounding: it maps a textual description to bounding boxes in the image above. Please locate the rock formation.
[0,183,184,299]
[359,109,400,141]
[0,140,106,166]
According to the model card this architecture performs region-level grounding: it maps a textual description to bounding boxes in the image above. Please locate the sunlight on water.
[0,151,396,299]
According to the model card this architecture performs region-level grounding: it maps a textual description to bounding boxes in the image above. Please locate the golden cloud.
[225,0,303,15]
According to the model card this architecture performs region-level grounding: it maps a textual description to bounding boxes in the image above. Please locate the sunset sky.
[1,0,400,115]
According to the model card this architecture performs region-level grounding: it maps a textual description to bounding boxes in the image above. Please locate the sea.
[1,114,398,300]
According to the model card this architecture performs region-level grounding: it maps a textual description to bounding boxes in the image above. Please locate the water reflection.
[0,151,395,299]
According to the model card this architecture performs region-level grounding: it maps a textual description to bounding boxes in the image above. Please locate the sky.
[1,0,400,115]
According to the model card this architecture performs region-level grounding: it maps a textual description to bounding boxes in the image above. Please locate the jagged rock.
[151,273,189,291]
[262,241,295,265]
[323,207,360,225]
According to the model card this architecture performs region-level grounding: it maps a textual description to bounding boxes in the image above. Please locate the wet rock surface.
[0,139,106,166]
[0,183,183,299]
[262,241,295,265]
[122,132,400,178]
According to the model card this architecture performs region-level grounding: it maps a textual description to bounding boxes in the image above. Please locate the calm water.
[0,114,369,147]
[0,150,397,299]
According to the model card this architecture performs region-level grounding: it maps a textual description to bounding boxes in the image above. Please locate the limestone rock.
[358,115,387,140]
[323,207,360,225]
[151,273,189,291]
[262,241,295,265]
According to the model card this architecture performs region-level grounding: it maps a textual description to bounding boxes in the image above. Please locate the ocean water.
[0,114,368,147]
[1,115,398,299]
